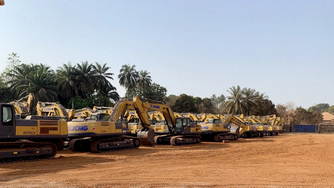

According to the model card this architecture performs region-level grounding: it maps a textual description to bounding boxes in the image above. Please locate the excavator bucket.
[137,128,155,147]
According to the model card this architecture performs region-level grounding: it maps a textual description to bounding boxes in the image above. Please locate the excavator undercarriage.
[69,136,141,153]
[0,141,57,163]
[153,134,201,146]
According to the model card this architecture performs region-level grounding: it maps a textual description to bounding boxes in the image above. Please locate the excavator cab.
[175,118,191,134]
[0,104,15,137]
[88,113,110,121]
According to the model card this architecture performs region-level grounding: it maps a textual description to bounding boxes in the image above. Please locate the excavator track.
[91,136,140,153]
[69,138,91,151]
[170,135,201,146]
[0,141,57,164]
[155,135,201,146]
[272,132,279,136]
[258,132,264,137]
[69,136,140,153]
[154,135,168,145]
[213,133,238,141]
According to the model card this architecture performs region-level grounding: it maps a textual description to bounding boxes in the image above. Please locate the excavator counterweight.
[0,103,68,163]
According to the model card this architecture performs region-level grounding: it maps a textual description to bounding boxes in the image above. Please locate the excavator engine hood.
[137,128,155,147]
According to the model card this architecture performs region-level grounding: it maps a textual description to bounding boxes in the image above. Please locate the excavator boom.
[133,96,201,146]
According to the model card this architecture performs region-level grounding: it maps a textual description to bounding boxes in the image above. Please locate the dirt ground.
[1,133,334,187]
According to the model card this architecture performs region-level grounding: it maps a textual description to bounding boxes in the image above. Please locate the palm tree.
[56,63,78,109]
[93,62,114,90]
[137,70,152,94]
[75,61,97,97]
[6,63,36,97]
[241,88,258,116]
[24,68,59,102]
[224,85,246,115]
[35,63,54,75]
[106,85,120,103]
[211,94,226,113]
[252,92,270,115]
[118,64,139,95]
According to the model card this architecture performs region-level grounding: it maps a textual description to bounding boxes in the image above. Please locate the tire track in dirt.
[317,135,334,175]
[2,133,334,187]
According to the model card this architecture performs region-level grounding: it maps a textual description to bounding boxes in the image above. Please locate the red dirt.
[1,133,334,187]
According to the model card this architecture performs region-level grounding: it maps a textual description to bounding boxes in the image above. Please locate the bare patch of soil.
[1,133,334,187]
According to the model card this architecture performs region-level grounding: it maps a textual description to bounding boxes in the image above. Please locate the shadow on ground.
[0,156,114,182]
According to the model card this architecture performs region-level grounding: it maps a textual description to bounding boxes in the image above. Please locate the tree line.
[0,53,329,125]
[164,86,276,116]
[0,53,167,110]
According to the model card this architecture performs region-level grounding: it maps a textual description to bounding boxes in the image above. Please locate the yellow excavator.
[69,107,112,121]
[36,101,68,118]
[198,113,206,122]
[72,107,94,119]
[199,113,239,141]
[259,115,277,136]
[126,109,143,135]
[174,112,182,118]
[244,116,265,137]
[223,115,258,138]
[275,117,284,133]
[67,98,155,152]
[92,106,114,115]
[10,93,35,118]
[36,102,76,121]
[182,113,203,124]
[149,111,168,133]
[0,103,68,162]
[269,115,280,136]
[251,115,270,136]
[133,96,202,146]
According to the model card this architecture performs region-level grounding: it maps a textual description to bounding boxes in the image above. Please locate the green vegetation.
[0,52,331,125]
[1,53,119,110]
[165,86,275,116]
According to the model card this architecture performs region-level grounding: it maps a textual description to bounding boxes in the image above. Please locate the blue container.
[294,125,317,133]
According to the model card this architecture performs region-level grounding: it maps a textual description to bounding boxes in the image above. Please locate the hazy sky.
[1,0,333,109]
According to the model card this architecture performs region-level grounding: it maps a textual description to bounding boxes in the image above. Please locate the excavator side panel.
[200,123,213,132]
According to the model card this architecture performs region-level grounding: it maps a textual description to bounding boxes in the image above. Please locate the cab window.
[213,119,221,124]
[176,119,183,127]
[2,106,13,126]
[183,119,189,126]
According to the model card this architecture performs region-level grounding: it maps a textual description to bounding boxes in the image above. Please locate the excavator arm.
[186,113,199,122]
[154,111,165,121]
[129,97,156,146]
[222,115,249,136]
[174,112,182,118]
[133,96,201,146]
[10,93,35,118]
[133,96,175,133]
[36,101,68,118]
[198,113,206,122]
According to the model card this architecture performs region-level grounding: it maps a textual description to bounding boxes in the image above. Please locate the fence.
[318,124,334,133]
[293,125,317,133]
